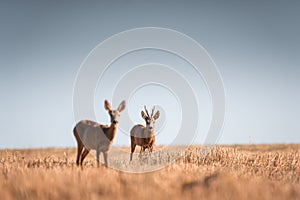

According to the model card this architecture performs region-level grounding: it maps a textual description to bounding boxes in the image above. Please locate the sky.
[0,0,299,148]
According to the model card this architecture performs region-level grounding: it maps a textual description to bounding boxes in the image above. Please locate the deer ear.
[153,110,160,120]
[104,100,112,111]
[117,100,126,112]
[141,111,147,120]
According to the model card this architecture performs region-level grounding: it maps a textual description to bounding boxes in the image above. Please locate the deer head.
[105,100,126,124]
[141,106,160,131]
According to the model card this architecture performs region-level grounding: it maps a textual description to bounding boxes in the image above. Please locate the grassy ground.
[0,144,299,200]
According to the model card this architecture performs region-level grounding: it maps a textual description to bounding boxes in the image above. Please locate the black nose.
[113,120,118,124]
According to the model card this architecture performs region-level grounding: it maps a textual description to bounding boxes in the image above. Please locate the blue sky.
[0,0,299,148]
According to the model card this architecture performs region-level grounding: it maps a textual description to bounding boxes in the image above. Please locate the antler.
[151,106,155,118]
[144,105,150,118]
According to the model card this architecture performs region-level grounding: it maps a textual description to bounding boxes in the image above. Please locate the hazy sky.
[0,0,299,148]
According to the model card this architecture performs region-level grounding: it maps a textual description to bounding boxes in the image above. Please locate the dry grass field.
[1,144,299,200]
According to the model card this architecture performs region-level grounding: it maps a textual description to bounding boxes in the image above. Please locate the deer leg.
[147,146,153,163]
[76,142,84,166]
[139,146,144,159]
[73,128,84,166]
[103,151,108,167]
[146,146,150,164]
[80,148,90,167]
[96,149,100,168]
[130,142,136,161]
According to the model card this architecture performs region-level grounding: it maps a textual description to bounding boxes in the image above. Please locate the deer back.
[75,120,110,150]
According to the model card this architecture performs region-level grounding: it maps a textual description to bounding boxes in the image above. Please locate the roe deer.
[73,100,125,168]
[130,106,160,161]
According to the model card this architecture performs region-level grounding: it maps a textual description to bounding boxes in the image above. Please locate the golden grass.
[1,144,299,200]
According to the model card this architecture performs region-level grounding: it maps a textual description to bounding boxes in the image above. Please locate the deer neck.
[145,127,154,137]
[105,123,117,142]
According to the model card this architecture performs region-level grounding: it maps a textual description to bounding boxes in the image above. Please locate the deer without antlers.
[130,106,160,161]
[73,100,125,168]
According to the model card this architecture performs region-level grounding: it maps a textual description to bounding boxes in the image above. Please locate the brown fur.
[130,126,155,157]
[130,106,159,161]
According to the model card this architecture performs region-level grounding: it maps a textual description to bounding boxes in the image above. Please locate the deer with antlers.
[130,106,160,161]
[73,100,125,168]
